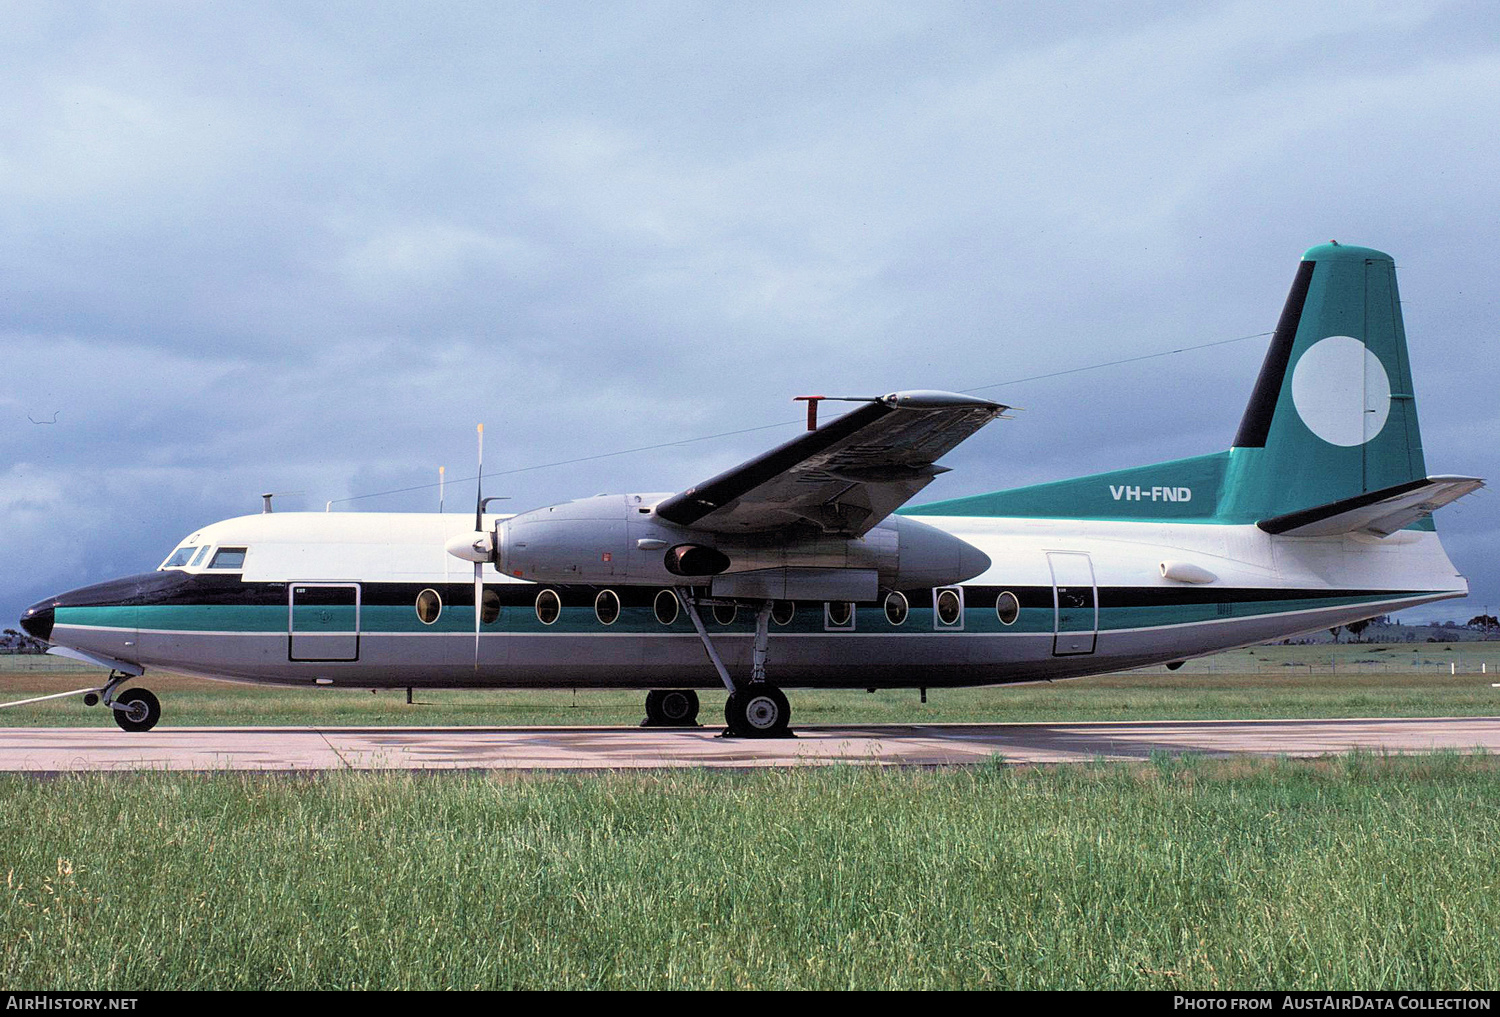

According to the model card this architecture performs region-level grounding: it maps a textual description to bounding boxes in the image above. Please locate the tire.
[658,689,699,725]
[112,688,161,732]
[644,689,700,726]
[724,685,790,738]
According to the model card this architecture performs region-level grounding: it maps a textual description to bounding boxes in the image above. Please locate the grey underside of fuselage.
[113,592,1451,690]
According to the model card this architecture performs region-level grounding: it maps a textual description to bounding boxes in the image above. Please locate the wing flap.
[655,391,1006,536]
[1258,475,1484,537]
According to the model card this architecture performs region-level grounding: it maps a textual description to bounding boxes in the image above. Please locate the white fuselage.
[40,510,1467,691]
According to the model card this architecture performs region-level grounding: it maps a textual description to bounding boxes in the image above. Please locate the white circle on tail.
[1290,335,1391,446]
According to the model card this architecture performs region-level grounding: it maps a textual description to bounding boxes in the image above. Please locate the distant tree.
[1328,626,1342,642]
[1,628,47,654]
[1468,614,1498,630]
[1345,619,1372,641]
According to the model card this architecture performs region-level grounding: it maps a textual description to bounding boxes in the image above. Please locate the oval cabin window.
[535,589,561,625]
[595,589,621,625]
[996,590,1020,626]
[827,601,853,627]
[884,592,908,626]
[712,603,737,626]
[771,600,795,626]
[416,589,442,625]
[936,589,962,626]
[653,589,679,625]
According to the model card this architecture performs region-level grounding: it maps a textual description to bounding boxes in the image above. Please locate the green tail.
[913,243,1430,525]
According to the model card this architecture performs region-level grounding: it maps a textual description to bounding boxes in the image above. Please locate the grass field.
[3,755,1497,990]
[2,643,1498,727]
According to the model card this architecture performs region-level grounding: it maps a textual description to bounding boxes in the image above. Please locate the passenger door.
[289,584,360,662]
[1047,553,1097,656]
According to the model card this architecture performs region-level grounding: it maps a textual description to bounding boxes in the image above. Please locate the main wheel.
[643,689,700,726]
[724,685,791,738]
[112,688,161,732]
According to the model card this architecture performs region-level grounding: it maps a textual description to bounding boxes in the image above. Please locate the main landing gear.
[675,593,793,738]
[642,689,701,727]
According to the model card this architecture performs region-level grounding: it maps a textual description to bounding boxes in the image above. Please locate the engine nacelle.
[489,494,990,599]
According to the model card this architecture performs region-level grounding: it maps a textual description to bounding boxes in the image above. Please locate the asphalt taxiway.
[1,716,1497,771]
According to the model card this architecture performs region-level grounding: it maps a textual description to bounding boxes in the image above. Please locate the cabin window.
[481,588,501,625]
[825,601,854,629]
[884,592,909,626]
[208,547,247,570]
[535,589,561,625]
[996,591,1020,626]
[653,589,679,625]
[934,588,963,628]
[415,589,442,625]
[161,545,197,569]
[595,589,621,626]
[712,603,737,626]
[771,600,795,626]
[189,546,211,567]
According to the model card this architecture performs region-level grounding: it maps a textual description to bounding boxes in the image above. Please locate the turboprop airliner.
[16,243,1482,736]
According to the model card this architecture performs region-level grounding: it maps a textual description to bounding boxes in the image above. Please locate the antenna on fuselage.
[439,465,445,513]
[260,491,304,514]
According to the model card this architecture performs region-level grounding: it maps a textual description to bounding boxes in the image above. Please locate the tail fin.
[1219,243,1427,520]
[910,243,1460,527]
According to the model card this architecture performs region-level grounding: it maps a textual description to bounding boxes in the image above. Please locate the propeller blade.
[474,423,485,669]
[474,423,484,531]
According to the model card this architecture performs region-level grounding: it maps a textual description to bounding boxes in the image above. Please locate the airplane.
[15,242,1482,737]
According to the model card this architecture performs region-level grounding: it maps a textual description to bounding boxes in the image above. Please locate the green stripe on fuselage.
[57,590,1421,637]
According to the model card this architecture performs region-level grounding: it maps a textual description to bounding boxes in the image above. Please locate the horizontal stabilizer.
[1257,475,1483,538]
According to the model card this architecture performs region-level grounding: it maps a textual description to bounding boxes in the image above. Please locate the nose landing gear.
[94,672,162,732]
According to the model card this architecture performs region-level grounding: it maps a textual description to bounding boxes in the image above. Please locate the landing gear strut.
[643,689,700,727]
[675,591,793,738]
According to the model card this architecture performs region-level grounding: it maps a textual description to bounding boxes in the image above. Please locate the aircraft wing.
[1257,475,1484,538]
[653,390,1008,537]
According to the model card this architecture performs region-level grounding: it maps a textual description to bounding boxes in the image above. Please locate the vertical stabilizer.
[1218,243,1426,521]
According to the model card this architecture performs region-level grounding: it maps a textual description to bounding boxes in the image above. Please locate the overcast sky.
[3,0,1497,628]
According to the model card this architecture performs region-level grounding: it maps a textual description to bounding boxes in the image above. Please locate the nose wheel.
[111,688,161,732]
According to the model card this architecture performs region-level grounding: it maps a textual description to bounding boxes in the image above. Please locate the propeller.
[442,424,508,669]
[473,424,484,669]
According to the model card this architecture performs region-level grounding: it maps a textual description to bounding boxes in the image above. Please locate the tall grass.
[3,755,1498,989]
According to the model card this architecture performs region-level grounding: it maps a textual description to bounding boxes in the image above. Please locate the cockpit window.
[208,547,247,570]
[161,545,197,569]
[189,546,211,567]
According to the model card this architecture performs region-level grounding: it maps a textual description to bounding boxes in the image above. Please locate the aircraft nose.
[19,600,55,642]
